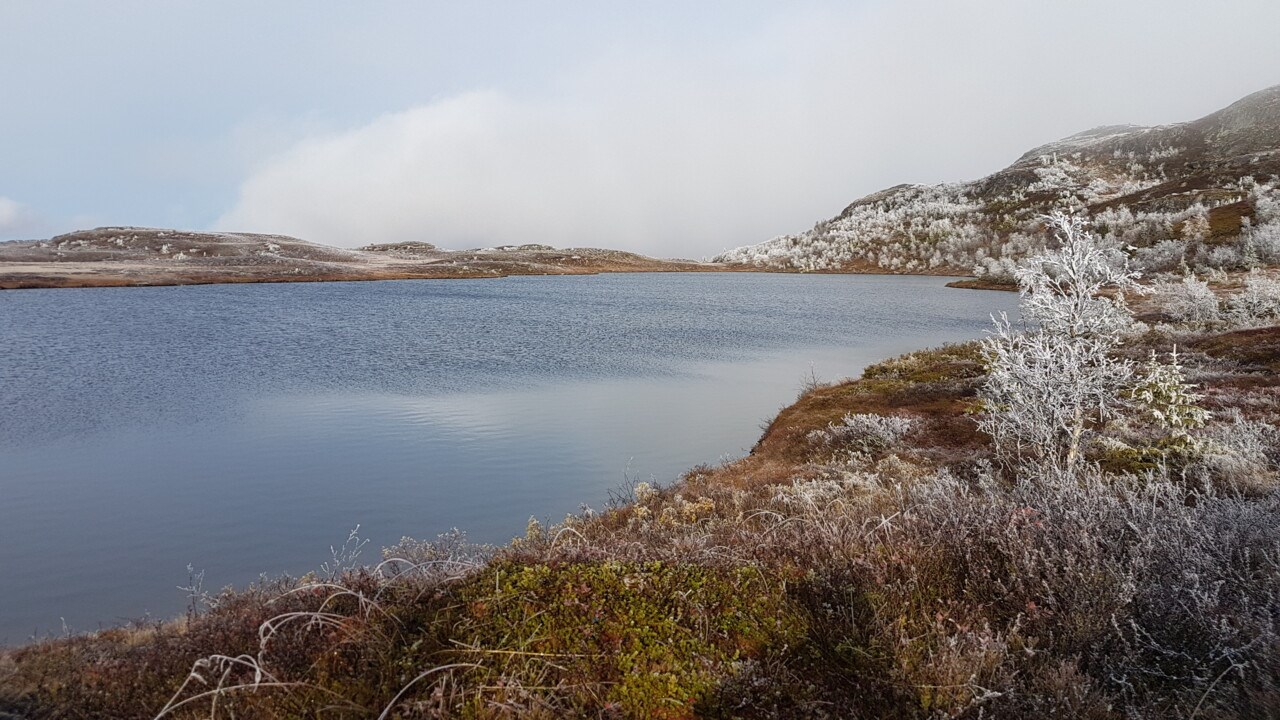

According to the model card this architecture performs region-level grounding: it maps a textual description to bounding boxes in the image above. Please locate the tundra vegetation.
[3,213,1278,719]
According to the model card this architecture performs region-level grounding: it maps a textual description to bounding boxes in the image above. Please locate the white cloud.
[216,0,1280,257]
[215,87,827,256]
[0,197,21,227]
[0,196,43,239]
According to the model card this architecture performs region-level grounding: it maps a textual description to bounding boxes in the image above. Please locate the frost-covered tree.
[1181,206,1211,243]
[980,213,1143,478]
[1012,213,1141,338]
[1127,348,1211,447]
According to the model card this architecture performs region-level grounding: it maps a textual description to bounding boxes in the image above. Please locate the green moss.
[449,560,804,718]
[1095,436,1208,477]
[862,343,984,384]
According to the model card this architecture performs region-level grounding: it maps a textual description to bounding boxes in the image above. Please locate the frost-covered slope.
[715,85,1280,279]
[1,227,371,264]
[0,227,717,289]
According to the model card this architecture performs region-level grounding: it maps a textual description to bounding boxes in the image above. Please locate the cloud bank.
[0,197,42,239]
[216,1,1280,257]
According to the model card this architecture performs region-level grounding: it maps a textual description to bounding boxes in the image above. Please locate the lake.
[0,273,1018,642]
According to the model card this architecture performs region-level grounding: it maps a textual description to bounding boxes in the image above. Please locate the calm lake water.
[0,273,1018,642]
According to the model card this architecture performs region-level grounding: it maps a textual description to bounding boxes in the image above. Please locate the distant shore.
[0,227,736,290]
[0,260,737,290]
[0,263,997,291]
[0,227,1018,291]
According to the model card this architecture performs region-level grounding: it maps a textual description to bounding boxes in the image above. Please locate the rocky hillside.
[0,227,719,289]
[715,85,1280,280]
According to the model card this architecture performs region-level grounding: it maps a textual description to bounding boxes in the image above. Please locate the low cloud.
[0,197,21,227]
[216,1,1280,258]
[216,89,834,257]
[0,197,43,240]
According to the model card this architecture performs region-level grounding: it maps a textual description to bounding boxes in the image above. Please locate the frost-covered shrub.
[1226,270,1280,322]
[1198,243,1244,271]
[1180,206,1210,242]
[1095,206,1177,248]
[1243,220,1280,265]
[981,214,1142,477]
[1204,266,1230,283]
[381,528,490,581]
[1131,238,1187,272]
[974,255,1019,283]
[1210,409,1279,465]
[1255,192,1280,225]
[1151,276,1220,324]
[1190,409,1279,490]
[779,464,1280,718]
[808,412,916,453]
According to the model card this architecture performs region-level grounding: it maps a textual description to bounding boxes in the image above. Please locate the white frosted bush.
[1243,221,1280,265]
[1226,270,1280,322]
[1152,276,1220,324]
[1191,409,1279,489]
[1199,244,1245,271]
[1132,239,1187,272]
[1255,193,1280,225]
[1206,409,1277,464]
[974,255,1019,283]
[1180,206,1210,242]
[809,412,916,452]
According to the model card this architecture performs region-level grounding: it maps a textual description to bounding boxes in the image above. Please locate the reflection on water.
[0,273,1018,642]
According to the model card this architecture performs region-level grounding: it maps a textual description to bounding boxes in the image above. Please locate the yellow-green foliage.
[862,342,984,384]
[1096,440,1168,475]
[1126,351,1211,441]
[451,560,803,718]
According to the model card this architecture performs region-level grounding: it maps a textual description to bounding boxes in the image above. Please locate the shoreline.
[0,262,733,291]
[0,262,996,291]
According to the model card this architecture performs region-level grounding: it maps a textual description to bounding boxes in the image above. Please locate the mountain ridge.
[716,84,1280,279]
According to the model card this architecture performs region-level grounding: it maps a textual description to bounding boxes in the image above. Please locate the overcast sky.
[2,1,1279,257]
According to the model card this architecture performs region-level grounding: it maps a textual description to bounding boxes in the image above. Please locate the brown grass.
[1192,325,1280,372]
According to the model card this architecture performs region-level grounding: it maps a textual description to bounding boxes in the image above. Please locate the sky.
[2,1,1279,258]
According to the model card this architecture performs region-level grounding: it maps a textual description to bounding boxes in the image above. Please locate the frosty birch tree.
[979,213,1142,479]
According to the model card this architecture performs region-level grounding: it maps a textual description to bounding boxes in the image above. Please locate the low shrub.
[1152,275,1221,325]
[807,412,917,454]
[1228,270,1280,323]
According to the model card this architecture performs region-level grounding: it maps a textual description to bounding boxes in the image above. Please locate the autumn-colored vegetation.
[4,216,1280,718]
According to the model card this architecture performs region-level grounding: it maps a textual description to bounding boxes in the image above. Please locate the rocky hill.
[714,85,1280,280]
[0,227,720,289]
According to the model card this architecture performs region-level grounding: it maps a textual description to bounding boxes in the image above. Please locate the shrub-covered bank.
[3,223,1280,719]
